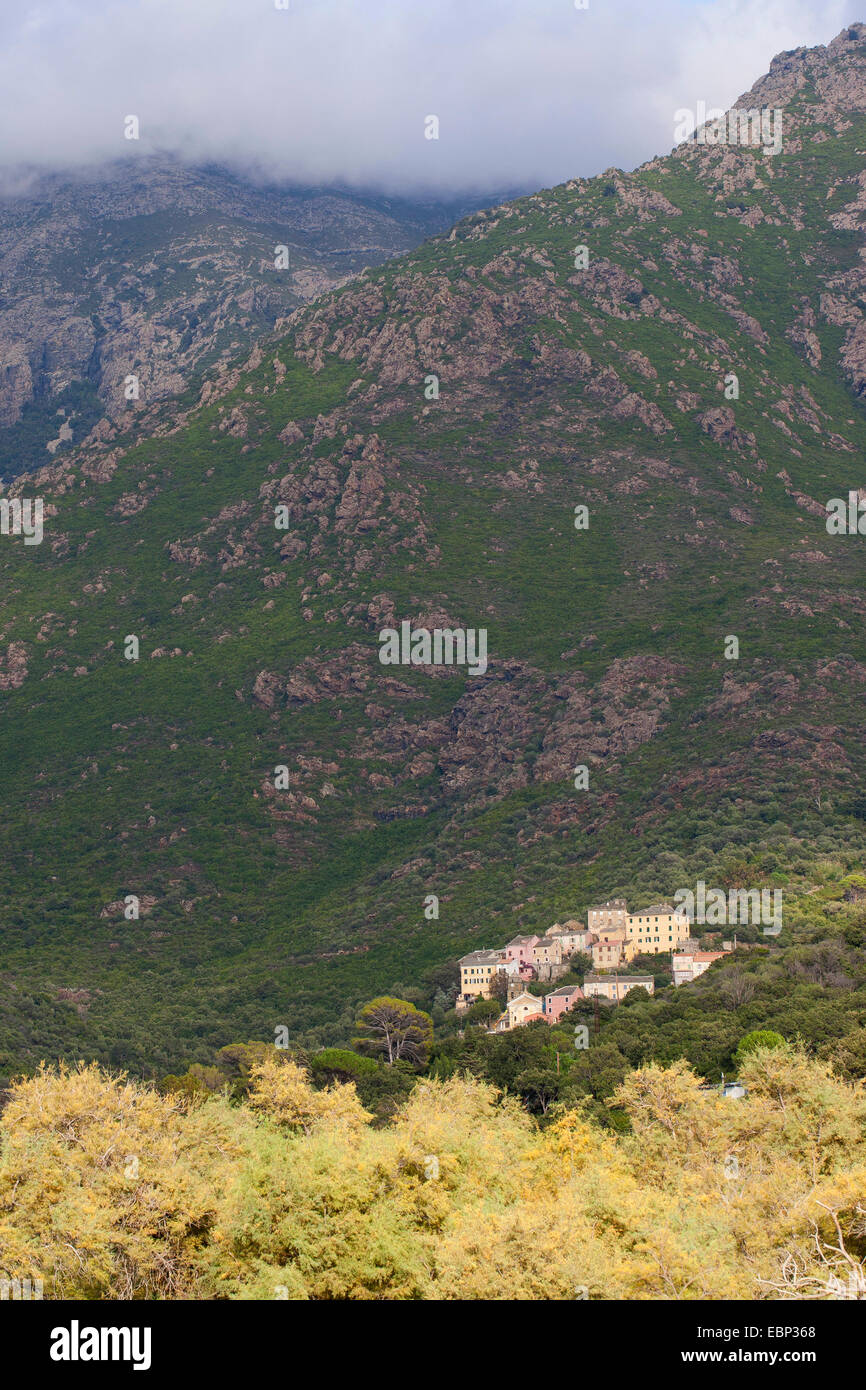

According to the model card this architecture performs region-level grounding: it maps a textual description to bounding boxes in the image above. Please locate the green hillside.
[4,28,866,1082]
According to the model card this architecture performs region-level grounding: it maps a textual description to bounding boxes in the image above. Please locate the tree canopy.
[353,996,433,1067]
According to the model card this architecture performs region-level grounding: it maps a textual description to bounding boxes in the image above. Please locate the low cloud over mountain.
[0,0,855,195]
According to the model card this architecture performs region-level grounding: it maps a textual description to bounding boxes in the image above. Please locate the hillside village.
[457,899,732,1033]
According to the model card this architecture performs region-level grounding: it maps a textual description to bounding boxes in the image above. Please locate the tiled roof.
[458,949,503,966]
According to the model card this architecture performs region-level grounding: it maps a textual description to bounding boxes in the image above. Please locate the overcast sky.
[0,0,859,196]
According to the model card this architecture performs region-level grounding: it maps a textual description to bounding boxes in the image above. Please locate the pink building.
[543,984,584,1022]
[505,935,539,969]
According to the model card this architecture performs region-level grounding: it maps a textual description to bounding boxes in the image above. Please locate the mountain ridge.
[0,155,491,474]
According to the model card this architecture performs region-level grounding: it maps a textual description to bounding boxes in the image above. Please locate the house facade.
[591,930,635,970]
[626,904,690,955]
[543,984,584,1021]
[587,899,628,935]
[672,950,725,986]
[505,935,539,968]
[583,973,654,1002]
[532,935,568,982]
[548,921,591,955]
[456,949,505,1009]
[533,936,563,968]
[500,957,529,979]
[506,992,546,1029]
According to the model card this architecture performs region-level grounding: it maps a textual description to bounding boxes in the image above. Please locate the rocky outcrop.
[0,641,28,689]
[697,407,756,451]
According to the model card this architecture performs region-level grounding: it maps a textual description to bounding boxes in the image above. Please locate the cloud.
[0,0,856,195]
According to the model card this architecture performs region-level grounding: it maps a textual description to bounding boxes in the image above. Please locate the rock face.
[0,157,485,473]
[0,343,34,426]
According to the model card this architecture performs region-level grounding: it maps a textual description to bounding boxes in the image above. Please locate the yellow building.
[591,932,635,969]
[457,949,505,1006]
[584,973,654,1002]
[626,903,690,955]
[532,936,563,969]
[506,992,545,1029]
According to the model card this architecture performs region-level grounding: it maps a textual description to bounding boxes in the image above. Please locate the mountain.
[4,25,866,1080]
[0,157,486,477]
